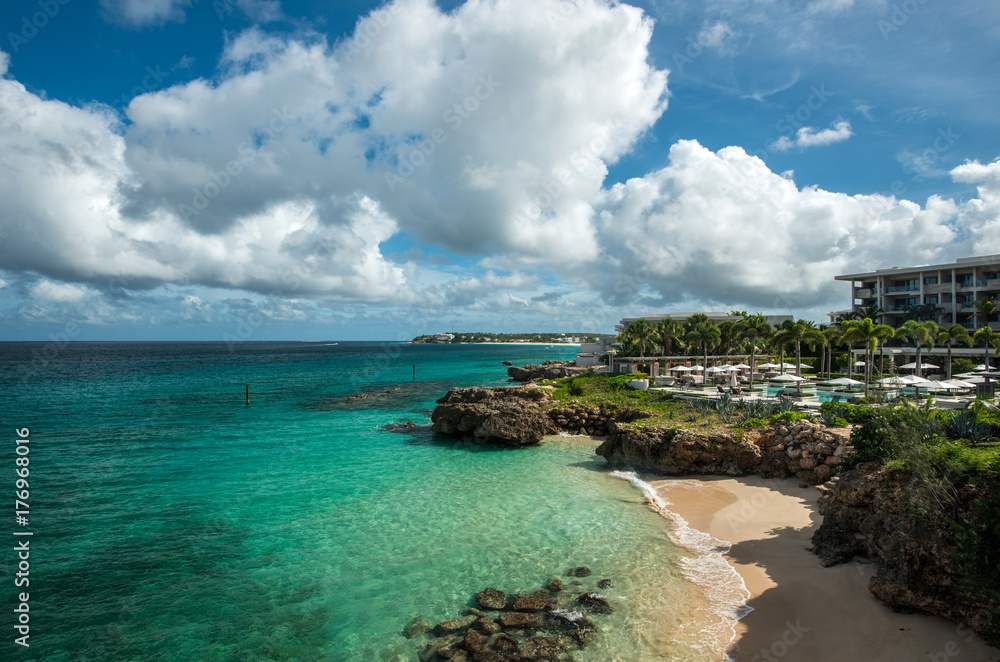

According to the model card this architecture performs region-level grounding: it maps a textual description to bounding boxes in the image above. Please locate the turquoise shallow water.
[1,342,724,661]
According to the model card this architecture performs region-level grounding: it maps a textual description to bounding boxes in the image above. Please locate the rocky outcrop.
[596,424,765,476]
[508,360,587,382]
[431,387,557,447]
[812,464,994,638]
[412,575,615,661]
[595,419,851,484]
[758,420,852,484]
[546,406,613,436]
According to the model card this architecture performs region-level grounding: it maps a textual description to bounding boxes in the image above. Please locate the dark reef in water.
[407,569,614,661]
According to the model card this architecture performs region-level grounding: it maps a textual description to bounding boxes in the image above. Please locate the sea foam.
[610,471,752,662]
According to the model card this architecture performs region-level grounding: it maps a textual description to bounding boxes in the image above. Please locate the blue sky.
[1,0,999,340]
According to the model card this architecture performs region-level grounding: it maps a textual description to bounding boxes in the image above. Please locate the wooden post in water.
[412,364,416,379]
[246,384,250,405]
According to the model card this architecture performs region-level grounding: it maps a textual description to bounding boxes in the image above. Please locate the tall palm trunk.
[703,342,708,384]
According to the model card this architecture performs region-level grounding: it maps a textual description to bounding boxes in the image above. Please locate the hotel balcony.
[855,288,874,299]
[886,285,919,293]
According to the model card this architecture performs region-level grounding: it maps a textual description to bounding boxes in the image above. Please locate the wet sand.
[651,475,1000,662]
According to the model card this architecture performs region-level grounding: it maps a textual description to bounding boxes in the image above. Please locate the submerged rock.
[545,578,564,592]
[405,616,432,638]
[434,615,477,635]
[474,615,501,635]
[567,566,591,577]
[498,612,545,629]
[520,636,567,661]
[460,629,484,652]
[509,597,551,612]
[577,593,612,614]
[596,579,613,589]
[476,588,507,610]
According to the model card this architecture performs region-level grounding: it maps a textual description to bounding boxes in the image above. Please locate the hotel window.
[959,274,974,287]
[923,276,938,285]
[924,295,938,305]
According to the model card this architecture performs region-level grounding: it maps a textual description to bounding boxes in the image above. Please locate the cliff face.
[812,464,993,638]
[595,419,851,484]
[596,425,764,476]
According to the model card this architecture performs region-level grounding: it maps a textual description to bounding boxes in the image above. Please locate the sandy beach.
[651,475,1000,662]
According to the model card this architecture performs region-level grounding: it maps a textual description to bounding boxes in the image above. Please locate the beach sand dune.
[652,475,1000,662]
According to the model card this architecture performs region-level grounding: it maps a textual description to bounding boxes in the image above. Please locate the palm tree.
[856,302,886,323]
[739,314,772,391]
[823,324,843,379]
[772,319,796,375]
[807,327,831,382]
[971,297,998,330]
[772,320,826,377]
[718,320,741,355]
[620,318,655,358]
[937,324,973,379]
[896,320,939,379]
[841,319,895,395]
[686,320,721,383]
[654,318,684,358]
[974,326,998,372]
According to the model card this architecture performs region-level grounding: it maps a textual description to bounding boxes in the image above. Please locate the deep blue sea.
[1,342,741,661]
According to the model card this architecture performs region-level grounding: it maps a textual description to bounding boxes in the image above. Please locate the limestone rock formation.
[431,387,557,447]
[812,463,994,639]
[507,360,587,382]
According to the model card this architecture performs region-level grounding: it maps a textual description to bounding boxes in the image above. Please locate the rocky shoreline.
[432,384,849,485]
[429,377,995,644]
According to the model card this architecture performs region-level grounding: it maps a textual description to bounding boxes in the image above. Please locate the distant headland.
[410,332,613,344]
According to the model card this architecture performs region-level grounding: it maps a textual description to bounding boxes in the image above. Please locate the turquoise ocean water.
[1,342,740,661]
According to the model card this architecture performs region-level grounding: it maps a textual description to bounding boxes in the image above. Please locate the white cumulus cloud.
[772,120,853,151]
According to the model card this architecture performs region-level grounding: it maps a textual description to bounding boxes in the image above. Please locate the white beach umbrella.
[670,366,693,372]
[937,379,978,390]
[877,376,909,386]
[899,362,940,370]
[779,362,798,369]
[689,366,705,372]
[975,364,994,371]
[770,374,806,382]
[824,377,864,386]
[853,361,866,367]
[705,366,726,373]
[731,364,752,370]
[757,362,779,369]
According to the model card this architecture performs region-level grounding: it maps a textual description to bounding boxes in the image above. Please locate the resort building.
[615,312,793,335]
[833,255,1000,330]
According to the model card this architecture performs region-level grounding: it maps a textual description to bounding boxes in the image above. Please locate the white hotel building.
[834,255,1000,331]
